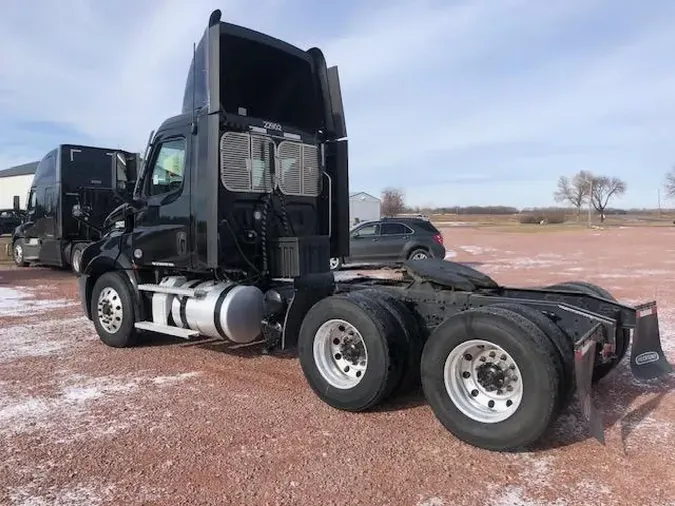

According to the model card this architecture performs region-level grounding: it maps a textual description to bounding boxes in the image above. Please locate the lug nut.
[464,353,472,361]
[489,351,496,358]
[462,371,471,379]
[500,354,507,361]
[471,389,479,397]
[488,400,495,408]
[506,400,513,407]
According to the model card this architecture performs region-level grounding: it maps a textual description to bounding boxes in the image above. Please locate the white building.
[349,191,381,227]
[0,162,38,209]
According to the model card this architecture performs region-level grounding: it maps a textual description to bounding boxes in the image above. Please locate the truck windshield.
[220,33,320,133]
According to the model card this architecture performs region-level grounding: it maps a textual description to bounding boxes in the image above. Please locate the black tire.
[12,239,28,267]
[408,248,429,261]
[70,243,87,274]
[420,305,561,451]
[547,281,630,382]
[349,289,425,395]
[492,303,575,412]
[297,294,402,412]
[91,271,137,348]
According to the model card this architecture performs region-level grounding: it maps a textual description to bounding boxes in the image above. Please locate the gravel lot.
[1,225,674,506]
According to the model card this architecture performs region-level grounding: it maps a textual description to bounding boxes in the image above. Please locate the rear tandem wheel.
[297,293,405,412]
[420,305,562,451]
[546,281,630,383]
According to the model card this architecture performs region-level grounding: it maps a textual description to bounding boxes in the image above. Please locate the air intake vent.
[220,132,274,193]
[278,141,302,195]
[278,140,322,197]
[220,132,322,196]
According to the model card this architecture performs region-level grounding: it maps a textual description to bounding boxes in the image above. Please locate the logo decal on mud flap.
[635,351,659,366]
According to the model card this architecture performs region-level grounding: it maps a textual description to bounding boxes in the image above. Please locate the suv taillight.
[433,233,444,245]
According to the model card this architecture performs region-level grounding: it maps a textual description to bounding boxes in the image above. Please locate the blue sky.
[1,0,674,209]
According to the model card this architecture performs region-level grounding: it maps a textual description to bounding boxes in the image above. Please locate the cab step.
[134,321,200,339]
[137,283,207,298]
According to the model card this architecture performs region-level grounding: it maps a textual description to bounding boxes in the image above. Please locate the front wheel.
[421,305,562,451]
[91,271,137,348]
[12,239,28,267]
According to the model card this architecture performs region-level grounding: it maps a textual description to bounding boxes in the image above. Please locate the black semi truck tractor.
[77,10,672,451]
[10,144,138,273]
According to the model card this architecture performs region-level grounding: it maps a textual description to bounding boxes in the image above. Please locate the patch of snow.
[0,316,91,362]
[0,286,77,316]
[444,251,457,259]
[415,496,445,506]
[517,454,556,487]
[438,221,471,227]
[489,486,567,506]
[458,245,497,255]
[9,482,116,506]
[152,372,201,385]
[0,371,202,441]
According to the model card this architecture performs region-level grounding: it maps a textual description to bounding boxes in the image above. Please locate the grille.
[278,141,302,195]
[220,132,322,196]
[302,144,321,197]
[220,132,251,192]
[250,135,274,192]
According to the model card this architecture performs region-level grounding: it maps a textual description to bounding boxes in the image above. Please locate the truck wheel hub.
[97,287,123,334]
[313,319,368,390]
[443,339,523,424]
[476,363,505,391]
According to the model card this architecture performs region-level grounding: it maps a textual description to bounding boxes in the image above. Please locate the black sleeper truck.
[10,144,138,273]
[76,10,672,452]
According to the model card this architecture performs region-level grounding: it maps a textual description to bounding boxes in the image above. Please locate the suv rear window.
[412,220,440,234]
[381,223,411,235]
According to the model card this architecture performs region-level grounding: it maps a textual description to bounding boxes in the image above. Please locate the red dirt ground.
[1,225,674,506]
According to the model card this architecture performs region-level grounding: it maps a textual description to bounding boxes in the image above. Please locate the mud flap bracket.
[631,301,673,380]
[574,323,605,445]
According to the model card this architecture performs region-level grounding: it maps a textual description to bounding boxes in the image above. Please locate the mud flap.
[575,323,605,444]
[631,302,673,380]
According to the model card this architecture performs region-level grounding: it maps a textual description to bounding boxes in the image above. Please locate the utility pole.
[658,188,662,220]
[587,177,593,227]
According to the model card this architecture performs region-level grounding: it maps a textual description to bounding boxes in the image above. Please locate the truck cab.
[11,144,138,272]
[81,10,349,279]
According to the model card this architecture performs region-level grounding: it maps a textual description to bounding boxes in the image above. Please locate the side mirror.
[12,195,20,211]
[112,152,129,192]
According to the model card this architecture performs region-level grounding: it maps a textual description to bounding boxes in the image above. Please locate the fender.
[78,232,146,322]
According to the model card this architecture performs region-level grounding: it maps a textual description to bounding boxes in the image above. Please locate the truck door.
[130,126,191,269]
[37,186,62,265]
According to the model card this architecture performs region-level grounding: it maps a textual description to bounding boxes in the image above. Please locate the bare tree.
[589,176,627,222]
[553,170,593,219]
[665,166,675,199]
[381,187,406,217]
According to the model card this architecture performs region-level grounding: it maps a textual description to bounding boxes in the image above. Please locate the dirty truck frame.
[75,9,672,452]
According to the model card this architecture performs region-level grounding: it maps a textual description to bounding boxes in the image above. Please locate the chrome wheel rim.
[443,339,523,423]
[313,319,367,389]
[72,250,82,273]
[97,287,123,334]
[329,257,340,270]
[411,251,428,260]
[14,244,22,262]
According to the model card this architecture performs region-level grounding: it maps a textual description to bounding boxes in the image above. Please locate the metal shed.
[0,161,38,209]
[349,191,381,228]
